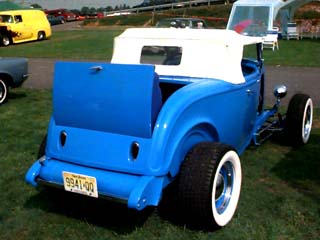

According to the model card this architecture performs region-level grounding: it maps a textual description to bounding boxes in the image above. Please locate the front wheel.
[177,142,242,229]
[285,94,313,146]
[37,31,45,41]
[0,79,8,104]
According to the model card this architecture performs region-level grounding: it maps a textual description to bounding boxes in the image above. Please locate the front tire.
[37,31,45,41]
[177,142,242,229]
[0,79,8,104]
[286,94,313,145]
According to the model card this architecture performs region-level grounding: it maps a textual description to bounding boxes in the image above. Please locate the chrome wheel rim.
[303,100,313,142]
[2,37,10,46]
[0,80,6,103]
[215,161,234,214]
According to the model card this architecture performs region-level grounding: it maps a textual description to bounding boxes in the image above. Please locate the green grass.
[0,30,122,60]
[245,39,320,67]
[0,88,319,239]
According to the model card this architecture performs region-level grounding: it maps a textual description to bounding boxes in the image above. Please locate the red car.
[45,9,76,22]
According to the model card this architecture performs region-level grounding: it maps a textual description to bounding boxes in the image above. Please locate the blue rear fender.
[149,78,258,177]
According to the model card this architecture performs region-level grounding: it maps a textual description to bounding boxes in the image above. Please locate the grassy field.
[245,38,320,67]
[0,28,320,67]
[0,30,122,60]
[0,88,319,239]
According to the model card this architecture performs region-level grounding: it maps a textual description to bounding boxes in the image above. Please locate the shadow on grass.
[8,91,27,100]
[24,186,217,233]
[271,133,320,202]
[24,187,154,234]
[156,180,221,232]
[157,200,216,232]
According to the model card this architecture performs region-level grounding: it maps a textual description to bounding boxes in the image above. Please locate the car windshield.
[0,15,14,23]
[156,19,185,28]
[228,6,270,36]
[156,19,206,29]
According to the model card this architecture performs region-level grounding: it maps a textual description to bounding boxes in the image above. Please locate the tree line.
[30,4,131,14]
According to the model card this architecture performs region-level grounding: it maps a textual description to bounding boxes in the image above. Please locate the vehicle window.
[156,19,175,28]
[14,15,23,23]
[243,44,260,61]
[180,20,189,28]
[193,20,205,29]
[0,15,14,23]
[140,46,182,65]
[156,19,187,28]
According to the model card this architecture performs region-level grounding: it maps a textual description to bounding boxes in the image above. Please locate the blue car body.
[26,28,281,211]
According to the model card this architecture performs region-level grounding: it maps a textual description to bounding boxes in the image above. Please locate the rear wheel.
[37,31,45,41]
[0,79,8,104]
[177,142,242,229]
[286,94,313,145]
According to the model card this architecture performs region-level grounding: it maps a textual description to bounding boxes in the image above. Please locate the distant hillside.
[84,4,232,28]
[83,1,320,28]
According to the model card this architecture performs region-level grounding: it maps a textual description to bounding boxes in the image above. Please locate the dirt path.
[23,58,320,107]
[264,65,320,107]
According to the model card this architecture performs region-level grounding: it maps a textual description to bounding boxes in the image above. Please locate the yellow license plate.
[63,171,98,198]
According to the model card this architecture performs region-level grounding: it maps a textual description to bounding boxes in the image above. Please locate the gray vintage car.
[0,57,28,104]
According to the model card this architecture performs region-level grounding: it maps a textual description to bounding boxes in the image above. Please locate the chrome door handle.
[246,89,254,95]
[90,66,103,71]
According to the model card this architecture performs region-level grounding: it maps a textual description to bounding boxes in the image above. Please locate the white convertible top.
[111,28,262,84]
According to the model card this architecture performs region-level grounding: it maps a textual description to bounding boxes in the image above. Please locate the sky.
[11,0,144,10]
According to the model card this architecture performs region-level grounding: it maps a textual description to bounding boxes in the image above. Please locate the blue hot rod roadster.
[25,28,313,229]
